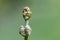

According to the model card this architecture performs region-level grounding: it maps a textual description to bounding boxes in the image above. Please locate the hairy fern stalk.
[19,6,32,40]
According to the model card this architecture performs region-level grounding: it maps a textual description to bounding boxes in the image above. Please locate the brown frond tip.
[23,6,30,13]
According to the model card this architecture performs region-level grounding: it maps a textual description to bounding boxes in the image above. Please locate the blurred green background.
[0,0,60,40]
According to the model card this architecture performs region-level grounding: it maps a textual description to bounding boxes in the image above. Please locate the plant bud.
[23,6,32,21]
[19,25,32,37]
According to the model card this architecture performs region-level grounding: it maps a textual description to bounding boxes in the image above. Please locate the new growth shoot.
[19,6,32,40]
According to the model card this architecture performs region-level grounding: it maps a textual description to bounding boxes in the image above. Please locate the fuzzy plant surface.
[19,6,32,40]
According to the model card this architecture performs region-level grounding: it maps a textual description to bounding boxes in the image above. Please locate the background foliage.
[0,0,60,40]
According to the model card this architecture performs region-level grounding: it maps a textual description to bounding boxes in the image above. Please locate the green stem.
[24,36,28,40]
